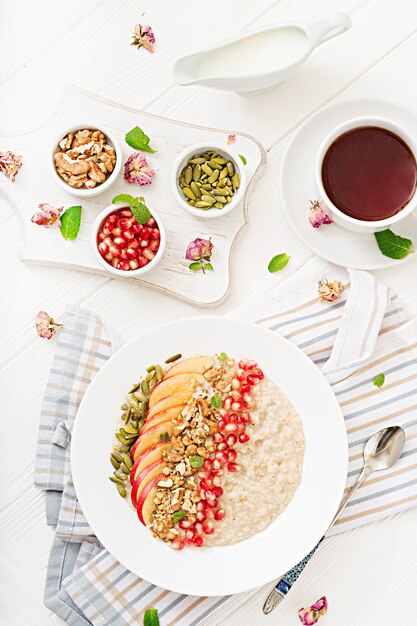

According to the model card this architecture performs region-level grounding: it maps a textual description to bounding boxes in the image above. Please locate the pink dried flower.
[124,152,155,186]
[132,24,155,52]
[186,238,213,261]
[0,150,22,182]
[35,311,63,340]
[298,596,328,625]
[309,200,333,228]
[31,203,63,228]
[227,134,236,145]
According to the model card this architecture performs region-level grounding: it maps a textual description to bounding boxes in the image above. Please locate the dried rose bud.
[131,24,155,52]
[124,152,155,186]
[309,200,333,228]
[318,278,344,302]
[31,203,63,228]
[35,311,63,340]
[185,238,213,261]
[0,150,22,182]
[298,596,328,625]
[227,134,236,145]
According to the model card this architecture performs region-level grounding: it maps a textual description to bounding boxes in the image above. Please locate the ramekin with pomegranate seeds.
[92,203,166,277]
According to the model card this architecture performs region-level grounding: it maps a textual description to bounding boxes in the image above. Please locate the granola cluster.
[150,391,219,543]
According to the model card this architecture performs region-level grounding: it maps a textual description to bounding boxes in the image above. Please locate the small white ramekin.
[315,116,417,233]
[91,203,166,277]
[49,124,122,198]
[171,142,247,219]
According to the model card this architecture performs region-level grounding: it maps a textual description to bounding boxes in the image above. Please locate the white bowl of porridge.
[72,317,348,596]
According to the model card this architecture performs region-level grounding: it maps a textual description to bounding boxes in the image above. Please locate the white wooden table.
[1,1,417,624]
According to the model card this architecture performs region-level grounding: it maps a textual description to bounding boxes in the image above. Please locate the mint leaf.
[373,373,385,388]
[190,455,204,468]
[172,510,186,524]
[210,395,222,409]
[60,205,82,240]
[125,126,156,153]
[204,263,214,271]
[112,193,136,206]
[130,197,151,224]
[375,229,413,259]
[218,352,228,362]
[238,154,247,165]
[144,609,160,626]
[189,261,202,271]
[268,253,290,273]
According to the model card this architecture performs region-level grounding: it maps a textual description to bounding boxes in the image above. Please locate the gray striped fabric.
[36,266,417,626]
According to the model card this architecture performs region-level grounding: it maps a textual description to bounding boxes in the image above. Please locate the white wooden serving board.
[0,87,265,306]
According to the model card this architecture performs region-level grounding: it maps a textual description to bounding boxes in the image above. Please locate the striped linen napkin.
[35,262,417,626]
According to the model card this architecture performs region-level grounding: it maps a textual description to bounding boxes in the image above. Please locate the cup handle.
[308,13,352,47]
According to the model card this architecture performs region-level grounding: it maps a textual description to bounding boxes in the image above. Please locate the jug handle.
[308,13,352,47]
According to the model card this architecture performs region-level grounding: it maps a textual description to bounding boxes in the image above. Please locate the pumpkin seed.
[190,182,201,198]
[212,187,228,196]
[219,167,228,180]
[195,201,212,208]
[200,195,215,205]
[188,157,205,164]
[145,370,155,382]
[201,184,212,191]
[183,187,196,200]
[226,161,235,176]
[179,176,186,186]
[208,170,219,184]
[137,417,145,432]
[110,456,120,470]
[201,163,213,176]
[214,202,224,208]
[129,383,140,393]
[184,166,193,184]
[109,475,124,484]
[211,156,227,164]
[146,365,155,373]
[226,196,231,203]
[207,161,222,170]
[118,444,130,452]
[141,380,149,394]
[120,403,128,410]
[165,353,182,363]
[120,462,130,474]
[193,165,201,181]
[122,453,133,469]
[115,432,128,444]
[214,195,227,204]
[127,394,139,409]
[114,469,128,480]
[155,365,163,381]
[133,391,147,402]
[232,172,240,188]
[117,484,126,498]
[124,424,138,435]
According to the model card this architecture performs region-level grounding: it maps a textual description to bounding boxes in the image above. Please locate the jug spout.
[307,13,352,48]
[173,54,202,86]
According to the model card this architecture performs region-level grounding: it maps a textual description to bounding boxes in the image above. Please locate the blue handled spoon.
[262,425,405,614]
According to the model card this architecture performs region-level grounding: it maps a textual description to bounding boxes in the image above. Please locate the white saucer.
[280,99,417,269]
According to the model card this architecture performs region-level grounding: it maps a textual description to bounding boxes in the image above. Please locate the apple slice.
[147,394,188,421]
[142,404,184,433]
[165,356,214,379]
[132,421,175,462]
[131,459,166,507]
[149,373,205,408]
[137,472,165,526]
[130,442,170,485]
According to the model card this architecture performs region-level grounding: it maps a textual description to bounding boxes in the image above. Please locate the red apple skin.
[141,405,184,434]
[131,459,165,507]
[148,373,205,408]
[130,442,169,485]
[130,438,139,459]
[137,473,165,525]
[164,356,214,379]
[133,422,174,462]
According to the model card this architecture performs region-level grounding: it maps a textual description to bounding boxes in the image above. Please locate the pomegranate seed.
[240,383,251,394]
[236,423,246,435]
[200,479,211,491]
[205,497,218,508]
[113,236,126,248]
[137,255,149,268]
[228,449,237,462]
[193,535,205,547]
[224,396,233,410]
[150,239,160,252]
[202,521,215,535]
[228,413,238,424]
[205,489,216,500]
[238,359,249,369]
[98,232,105,241]
[129,259,139,270]
[214,508,226,521]
[120,209,132,217]
[150,228,160,240]
[253,368,264,379]
[102,225,112,236]
[246,359,258,369]
[217,420,226,431]
[196,511,206,522]
[98,242,108,256]
[216,442,228,452]
[109,245,121,257]
[212,486,223,498]
[231,378,240,390]
[179,520,192,529]
[128,239,139,249]
[104,252,113,263]
[120,249,128,260]
[215,451,229,464]
[141,227,151,239]
[239,432,250,443]
[226,434,237,447]
[112,227,122,237]
[117,260,130,271]
[240,411,251,423]
[243,392,254,406]
[171,539,185,550]
[224,423,238,433]
[185,529,195,540]
[184,537,193,546]
[232,401,242,411]
[132,222,142,234]
[140,239,150,248]
[218,408,228,419]
[212,458,222,470]
[122,229,134,241]
[111,258,118,268]
[203,459,212,471]
[104,237,113,247]
[198,469,211,480]
[213,433,224,443]
[196,501,206,512]
[107,214,118,224]
[127,247,138,259]
[212,476,222,486]
[230,390,241,400]
[205,507,215,519]
[237,368,246,381]
[210,468,224,477]
[143,248,155,261]
[146,217,156,227]
[227,462,241,472]
[247,374,260,386]
[194,522,203,535]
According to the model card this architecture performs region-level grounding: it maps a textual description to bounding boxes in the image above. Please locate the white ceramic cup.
[315,116,417,233]
[49,124,122,198]
[91,203,166,277]
[171,142,247,219]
